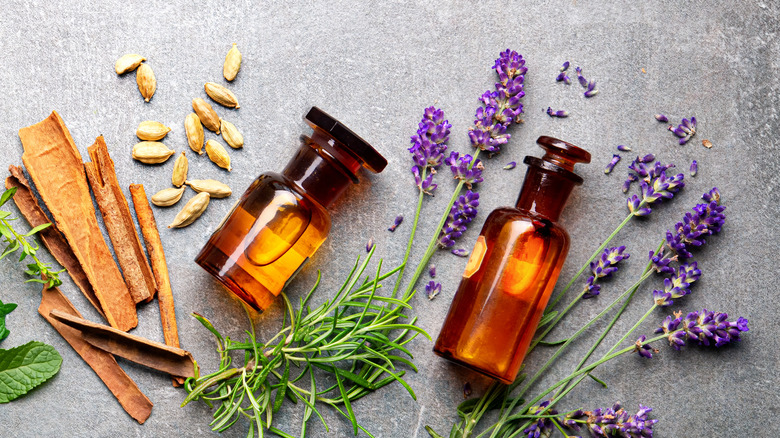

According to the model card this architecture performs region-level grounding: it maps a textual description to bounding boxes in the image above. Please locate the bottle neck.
[281,134,358,208]
[514,164,577,222]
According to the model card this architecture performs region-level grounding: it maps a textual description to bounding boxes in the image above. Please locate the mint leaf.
[0,299,17,343]
[0,341,62,403]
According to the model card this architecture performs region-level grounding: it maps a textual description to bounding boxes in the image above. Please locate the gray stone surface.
[1,0,778,436]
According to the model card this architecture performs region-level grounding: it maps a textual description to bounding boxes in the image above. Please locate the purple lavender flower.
[651,262,701,307]
[634,335,657,359]
[655,309,749,349]
[626,161,685,217]
[503,161,517,170]
[576,66,587,87]
[560,61,570,72]
[617,144,631,152]
[366,238,374,253]
[469,50,526,154]
[444,152,484,189]
[579,403,658,438]
[690,160,698,177]
[523,401,558,438]
[463,382,472,397]
[409,107,451,194]
[555,71,571,84]
[425,280,442,300]
[665,188,725,259]
[604,154,621,174]
[672,117,697,145]
[583,246,630,299]
[648,250,675,275]
[429,264,436,278]
[451,248,469,257]
[546,107,569,118]
[654,114,669,123]
[639,153,655,163]
[388,215,403,232]
[438,191,479,248]
[584,80,599,98]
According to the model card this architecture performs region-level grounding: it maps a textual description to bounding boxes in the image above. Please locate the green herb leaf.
[0,187,16,208]
[23,223,52,237]
[0,340,62,403]
[0,299,18,343]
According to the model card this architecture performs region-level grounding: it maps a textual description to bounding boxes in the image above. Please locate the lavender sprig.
[655,309,749,349]
[583,246,630,299]
[575,403,657,438]
[438,190,479,248]
[522,401,558,438]
[409,107,452,194]
[445,152,484,189]
[626,162,685,217]
[665,188,725,259]
[469,49,526,154]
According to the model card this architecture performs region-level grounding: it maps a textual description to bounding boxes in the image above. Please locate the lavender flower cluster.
[584,246,630,299]
[655,309,749,350]
[444,152,484,189]
[655,114,697,145]
[438,191,479,249]
[625,157,685,217]
[469,49,526,154]
[524,402,657,438]
[409,107,451,194]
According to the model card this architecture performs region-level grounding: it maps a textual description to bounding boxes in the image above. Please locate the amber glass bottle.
[196,107,387,311]
[433,136,590,384]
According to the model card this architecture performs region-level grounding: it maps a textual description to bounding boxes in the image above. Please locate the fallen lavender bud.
[654,114,669,123]
[639,153,655,163]
[604,154,621,174]
[452,248,469,257]
[503,161,517,170]
[690,160,698,176]
[388,215,403,232]
[673,117,697,145]
[576,66,587,87]
[560,61,570,71]
[425,280,442,300]
[584,80,599,98]
[546,107,569,118]
[617,144,631,152]
[366,238,374,252]
[429,264,436,278]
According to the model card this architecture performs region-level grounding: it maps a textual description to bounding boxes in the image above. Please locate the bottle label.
[463,236,487,278]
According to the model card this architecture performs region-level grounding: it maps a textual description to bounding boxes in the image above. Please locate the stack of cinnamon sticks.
[8,111,192,424]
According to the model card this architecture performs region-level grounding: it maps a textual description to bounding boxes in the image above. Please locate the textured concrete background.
[1,1,778,436]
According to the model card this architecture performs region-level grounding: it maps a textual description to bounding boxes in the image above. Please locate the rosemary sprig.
[0,187,63,288]
[182,246,429,437]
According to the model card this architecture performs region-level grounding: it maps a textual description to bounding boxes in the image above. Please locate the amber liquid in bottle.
[434,136,590,384]
[196,107,387,311]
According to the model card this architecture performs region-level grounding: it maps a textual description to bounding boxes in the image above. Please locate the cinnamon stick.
[84,136,156,304]
[38,284,152,424]
[19,111,137,331]
[129,184,184,386]
[5,165,106,320]
[49,309,196,379]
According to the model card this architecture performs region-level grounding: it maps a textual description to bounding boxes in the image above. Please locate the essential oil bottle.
[433,136,590,383]
[196,107,387,311]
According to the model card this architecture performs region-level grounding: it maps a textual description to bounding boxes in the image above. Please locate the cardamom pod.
[115,54,146,75]
[168,192,210,228]
[185,179,232,198]
[192,98,220,133]
[132,141,174,164]
[151,186,185,207]
[136,120,171,141]
[136,63,156,102]
[204,82,239,109]
[223,43,242,82]
[205,140,232,171]
[172,151,188,187]
[185,113,204,154]
[220,119,244,149]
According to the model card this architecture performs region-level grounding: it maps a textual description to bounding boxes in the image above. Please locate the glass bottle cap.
[305,107,388,173]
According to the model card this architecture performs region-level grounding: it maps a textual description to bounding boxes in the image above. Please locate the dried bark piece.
[5,166,106,320]
[84,136,157,304]
[38,285,152,424]
[129,184,184,386]
[49,309,195,379]
[19,111,137,331]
